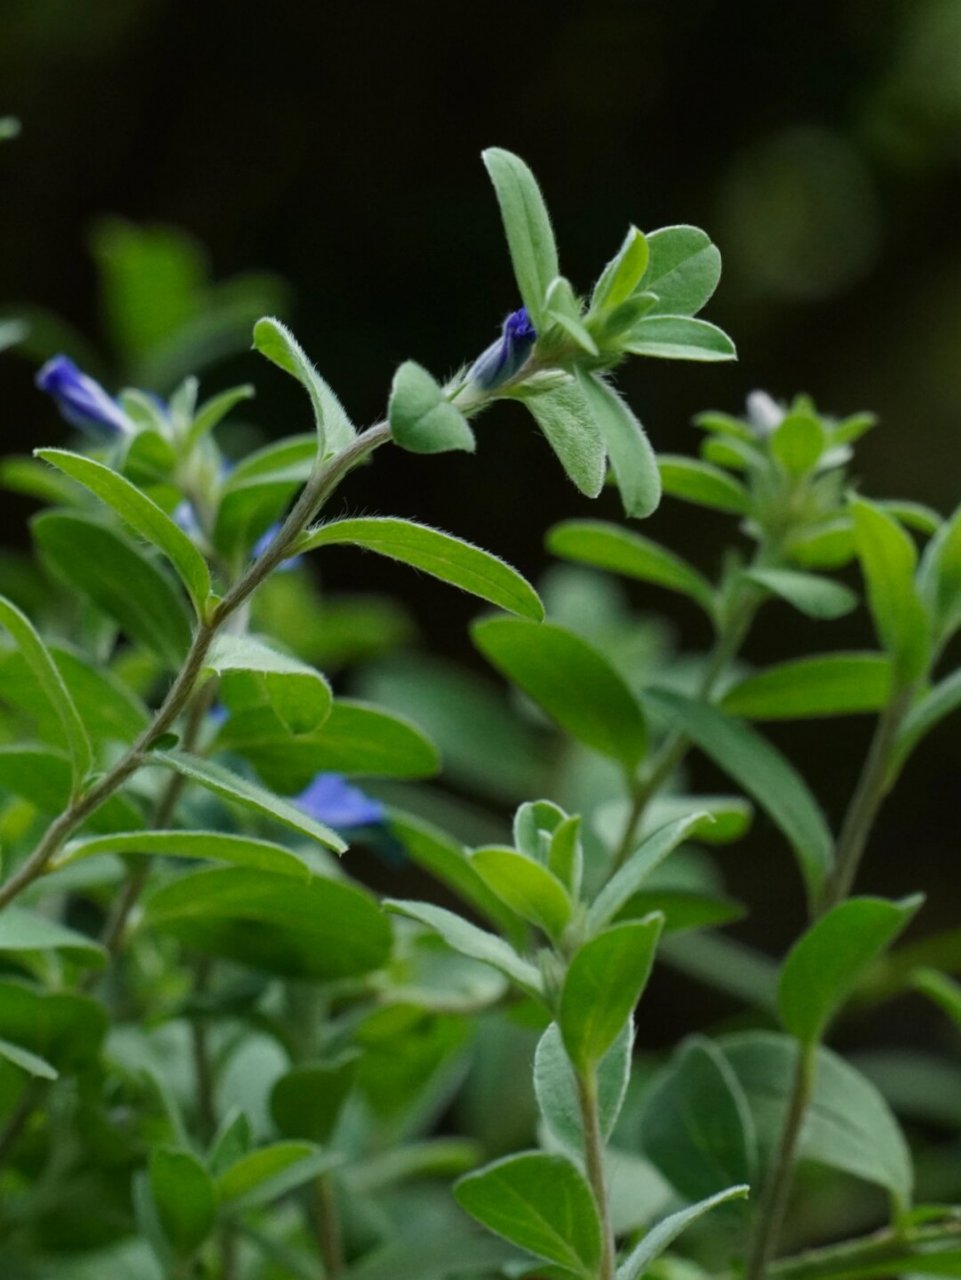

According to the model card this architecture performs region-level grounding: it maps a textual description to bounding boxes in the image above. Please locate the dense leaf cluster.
[0,145,959,1280]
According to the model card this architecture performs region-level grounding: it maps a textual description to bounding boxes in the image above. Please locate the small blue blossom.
[467,307,536,391]
[35,355,134,437]
[297,773,385,831]
[173,500,203,539]
[253,522,302,571]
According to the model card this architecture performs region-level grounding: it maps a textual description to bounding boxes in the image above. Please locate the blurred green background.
[2,0,961,1016]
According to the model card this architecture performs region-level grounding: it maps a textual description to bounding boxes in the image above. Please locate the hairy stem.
[610,589,759,874]
[0,422,391,912]
[820,688,913,912]
[576,1066,615,1280]
[744,1043,816,1280]
[765,1220,961,1280]
[746,685,916,1278]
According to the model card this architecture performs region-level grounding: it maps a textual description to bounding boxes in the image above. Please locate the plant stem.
[576,1066,615,1280]
[190,956,217,1144]
[765,1220,961,1280]
[745,684,916,1279]
[610,589,759,874]
[312,1174,344,1278]
[819,687,913,912]
[0,422,391,912]
[744,1043,816,1280]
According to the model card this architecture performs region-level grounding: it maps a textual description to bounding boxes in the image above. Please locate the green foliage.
[0,143,955,1280]
[455,1151,602,1275]
[295,516,543,618]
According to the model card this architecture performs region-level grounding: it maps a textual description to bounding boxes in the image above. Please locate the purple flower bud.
[468,307,536,391]
[297,773,385,831]
[35,355,134,437]
[252,522,302,571]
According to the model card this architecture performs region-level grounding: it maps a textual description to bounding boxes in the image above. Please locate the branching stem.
[576,1066,615,1280]
[0,422,391,913]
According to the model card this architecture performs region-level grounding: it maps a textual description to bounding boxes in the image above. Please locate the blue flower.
[252,522,303,571]
[468,307,536,391]
[297,773,385,831]
[35,355,134,437]
[173,500,203,539]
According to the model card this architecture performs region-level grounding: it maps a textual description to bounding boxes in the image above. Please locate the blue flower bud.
[35,355,134,437]
[297,772,385,831]
[467,307,536,391]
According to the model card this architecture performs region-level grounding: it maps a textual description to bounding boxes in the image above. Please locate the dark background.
[2,0,961,996]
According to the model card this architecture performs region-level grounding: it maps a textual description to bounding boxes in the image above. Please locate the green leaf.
[535,1019,633,1151]
[548,815,583,898]
[0,907,106,968]
[851,496,930,687]
[270,1053,359,1144]
[638,794,752,845]
[897,668,961,764]
[388,361,474,454]
[473,616,648,771]
[520,377,606,498]
[469,846,572,942]
[482,148,559,327]
[719,1030,913,1207]
[149,1147,216,1257]
[645,689,834,906]
[253,316,356,453]
[657,454,749,514]
[779,895,923,1046]
[588,814,709,932]
[560,916,663,1071]
[623,316,736,362]
[574,368,661,519]
[384,899,543,999]
[205,634,332,734]
[145,868,391,979]
[770,410,827,476]
[744,567,857,620]
[591,226,650,311]
[0,981,107,1073]
[455,1151,601,1275]
[151,750,346,852]
[639,225,722,316]
[33,511,192,666]
[616,1186,749,1280]
[639,1037,756,1201]
[544,277,598,354]
[0,594,91,786]
[786,516,857,570]
[911,968,961,1040]
[388,810,523,938]
[0,319,26,352]
[56,830,312,880]
[217,1141,339,1211]
[918,501,961,645]
[0,745,143,831]
[36,449,213,617]
[213,434,315,558]
[0,1036,57,1080]
[722,653,892,720]
[185,383,255,450]
[296,517,541,619]
[547,519,714,611]
[218,699,439,791]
